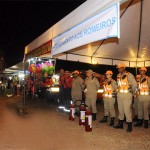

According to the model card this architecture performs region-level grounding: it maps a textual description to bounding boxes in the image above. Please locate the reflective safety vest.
[117,72,131,93]
[103,79,115,98]
[138,76,150,96]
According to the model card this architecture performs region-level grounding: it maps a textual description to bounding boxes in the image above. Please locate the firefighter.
[63,71,73,107]
[58,69,65,105]
[71,70,84,113]
[134,67,150,128]
[99,70,117,126]
[114,64,137,132]
[133,74,141,122]
[85,69,100,121]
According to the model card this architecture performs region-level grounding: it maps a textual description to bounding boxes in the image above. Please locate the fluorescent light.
[97,89,104,93]
[18,73,24,78]
[51,87,59,92]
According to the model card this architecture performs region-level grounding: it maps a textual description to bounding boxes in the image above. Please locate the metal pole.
[54,59,56,75]
[136,0,144,75]
[135,61,138,75]
[33,58,37,98]
[22,61,26,115]
[22,60,26,112]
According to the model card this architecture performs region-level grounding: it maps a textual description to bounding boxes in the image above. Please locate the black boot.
[92,113,97,121]
[127,122,132,132]
[133,116,138,122]
[113,120,123,129]
[144,120,148,128]
[109,118,114,126]
[99,116,108,123]
[134,119,143,127]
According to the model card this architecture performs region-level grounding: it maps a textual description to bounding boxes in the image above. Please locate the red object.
[69,103,75,121]
[31,86,35,94]
[29,64,36,73]
[85,109,92,132]
[45,78,54,86]
[79,104,86,126]
[64,76,73,88]
[36,67,42,73]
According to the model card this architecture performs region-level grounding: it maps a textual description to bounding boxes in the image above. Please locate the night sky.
[0,0,86,68]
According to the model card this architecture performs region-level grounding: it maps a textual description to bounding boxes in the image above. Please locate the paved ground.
[0,96,150,150]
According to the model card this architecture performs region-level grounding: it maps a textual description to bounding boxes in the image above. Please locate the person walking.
[99,70,117,126]
[134,67,150,128]
[85,69,100,121]
[114,64,137,132]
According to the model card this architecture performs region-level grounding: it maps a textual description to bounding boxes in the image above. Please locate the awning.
[24,0,150,67]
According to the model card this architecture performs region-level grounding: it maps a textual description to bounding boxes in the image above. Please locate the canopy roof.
[25,0,150,67]
[3,62,24,75]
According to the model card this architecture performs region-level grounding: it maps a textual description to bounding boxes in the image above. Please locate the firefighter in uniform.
[133,74,141,122]
[134,67,150,128]
[85,69,100,121]
[114,64,137,132]
[63,71,73,108]
[58,69,65,105]
[71,70,84,113]
[99,70,117,126]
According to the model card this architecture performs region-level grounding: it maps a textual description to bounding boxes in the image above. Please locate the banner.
[52,2,120,56]
[25,41,52,60]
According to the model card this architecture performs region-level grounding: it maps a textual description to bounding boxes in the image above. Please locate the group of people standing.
[59,63,150,133]
[59,69,82,107]
[0,76,22,96]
